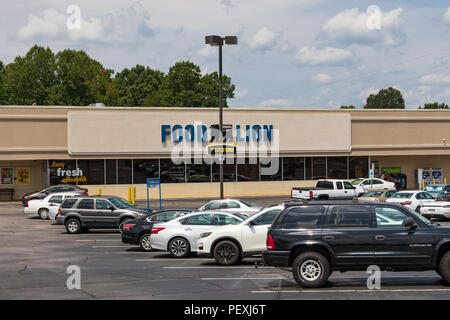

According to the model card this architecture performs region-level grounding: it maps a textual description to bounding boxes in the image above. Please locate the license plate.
[428,209,435,212]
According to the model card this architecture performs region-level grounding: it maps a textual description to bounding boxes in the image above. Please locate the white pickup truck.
[291,179,366,200]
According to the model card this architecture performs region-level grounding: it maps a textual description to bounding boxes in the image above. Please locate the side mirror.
[247,220,256,226]
[404,217,417,230]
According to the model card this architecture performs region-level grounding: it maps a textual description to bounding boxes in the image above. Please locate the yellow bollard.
[433,178,436,184]
[445,178,447,184]
[128,186,132,202]
[98,187,101,196]
[132,187,136,205]
[422,179,425,190]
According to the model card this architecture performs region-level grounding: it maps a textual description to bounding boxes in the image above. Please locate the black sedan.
[121,209,193,251]
[21,185,88,206]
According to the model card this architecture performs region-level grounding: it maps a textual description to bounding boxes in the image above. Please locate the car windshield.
[405,207,433,226]
[424,185,444,192]
[351,179,364,185]
[390,193,413,199]
[108,197,133,209]
[362,191,383,197]
[239,200,253,207]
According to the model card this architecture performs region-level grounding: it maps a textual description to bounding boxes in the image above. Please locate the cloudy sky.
[1,0,450,108]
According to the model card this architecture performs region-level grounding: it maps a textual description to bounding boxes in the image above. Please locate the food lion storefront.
[1,106,450,200]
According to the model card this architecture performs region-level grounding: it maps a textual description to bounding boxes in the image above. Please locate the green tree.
[199,72,235,107]
[0,61,5,104]
[419,102,449,109]
[340,105,356,109]
[114,65,164,106]
[48,49,117,106]
[2,45,57,105]
[363,87,405,109]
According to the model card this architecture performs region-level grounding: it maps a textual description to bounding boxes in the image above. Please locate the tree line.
[340,87,449,109]
[0,45,235,107]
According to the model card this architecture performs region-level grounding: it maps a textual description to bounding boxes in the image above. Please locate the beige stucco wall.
[0,160,44,199]
[84,180,318,200]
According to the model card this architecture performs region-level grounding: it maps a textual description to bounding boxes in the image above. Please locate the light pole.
[205,35,237,199]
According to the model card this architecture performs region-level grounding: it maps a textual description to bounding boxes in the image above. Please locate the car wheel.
[415,206,421,214]
[169,237,190,258]
[38,208,49,220]
[292,251,330,288]
[119,219,133,233]
[439,251,450,285]
[213,240,241,265]
[65,219,81,234]
[139,233,152,252]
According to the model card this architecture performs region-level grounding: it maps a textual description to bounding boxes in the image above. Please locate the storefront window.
[118,160,132,184]
[106,160,117,184]
[327,157,348,179]
[237,158,259,181]
[260,157,281,181]
[77,160,104,185]
[312,157,326,180]
[186,160,211,183]
[133,159,159,184]
[160,159,185,183]
[282,157,304,180]
[49,160,80,185]
[212,161,236,182]
[305,157,312,180]
[349,156,369,179]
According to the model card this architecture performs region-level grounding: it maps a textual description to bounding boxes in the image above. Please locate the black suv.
[263,200,450,288]
[21,185,88,206]
[56,196,148,234]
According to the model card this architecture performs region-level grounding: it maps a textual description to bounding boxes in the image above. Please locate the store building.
[1,106,450,200]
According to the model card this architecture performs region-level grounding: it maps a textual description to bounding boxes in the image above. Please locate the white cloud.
[419,73,450,84]
[17,2,153,44]
[295,46,353,65]
[197,45,216,58]
[321,7,406,46]
[312,73,333,83]
[259,98,293,107]
[444,7,450,24]
[235,89,248,98]
[250,27,279,50]
[359,87,379,102]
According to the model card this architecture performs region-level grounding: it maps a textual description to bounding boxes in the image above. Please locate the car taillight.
[57,209,61,215]
[400,201,412,206]
[309,190,313,199]
[444,205,450,208]
[266,234,275,250]
[123,224,136,231]
[83,191,88,195]
[25,202,28,207]
[151,227,165,234]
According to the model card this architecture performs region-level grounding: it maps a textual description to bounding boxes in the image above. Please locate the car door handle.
[323,236,334,240]
[185,228,192,231]
[375,235,385,240]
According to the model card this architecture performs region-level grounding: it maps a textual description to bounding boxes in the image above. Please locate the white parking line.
[92,246,130,248]
[136,258,212,262]
[164,266,275,269]
[252,288,450,294]
[202,277,286,280]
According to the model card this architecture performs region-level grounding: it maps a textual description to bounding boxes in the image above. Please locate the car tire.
[139,233,152,252]
[119,219,133,233]
[168,237,190,258]
[292,251,330,288]
[213,240,241,265]
[38,208,49,220]
[439,251,450,285]
[65,219,81,234]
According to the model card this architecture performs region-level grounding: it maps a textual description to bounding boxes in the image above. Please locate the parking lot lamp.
[205,35,238,199]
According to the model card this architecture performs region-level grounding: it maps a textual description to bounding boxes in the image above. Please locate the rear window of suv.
[280,206,325,229]
[61,198,78,209]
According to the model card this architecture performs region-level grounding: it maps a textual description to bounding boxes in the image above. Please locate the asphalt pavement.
[1,198,450,300]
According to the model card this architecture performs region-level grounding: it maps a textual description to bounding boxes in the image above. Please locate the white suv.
[197,205,283,265]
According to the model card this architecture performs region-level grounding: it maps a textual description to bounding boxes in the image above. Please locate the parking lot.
[1,197,450,300]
